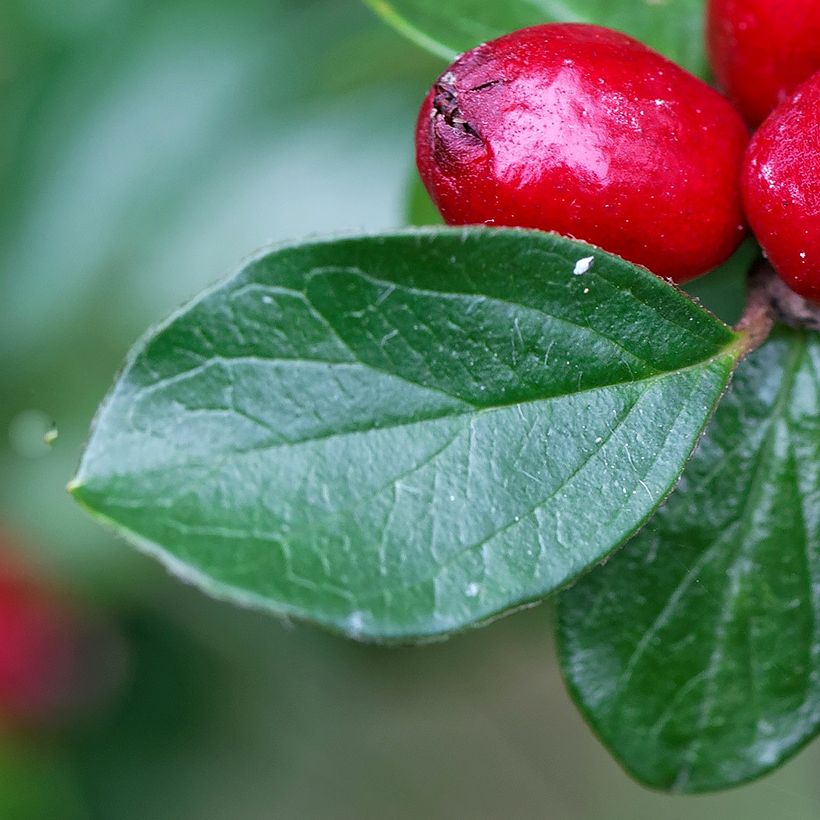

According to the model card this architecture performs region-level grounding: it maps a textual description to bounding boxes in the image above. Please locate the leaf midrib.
[78,370,699,629]
[106,348,737,465]
[608,333,809,790]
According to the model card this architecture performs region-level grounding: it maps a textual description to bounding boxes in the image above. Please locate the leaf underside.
[557,328,820,792]
[71,228,740,641]
[363,0,708,77]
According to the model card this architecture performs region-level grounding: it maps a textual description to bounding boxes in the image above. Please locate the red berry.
[415,23,749,283]
[0,541,124,728]
[707,0,820,127]
[742,72,820,302]
[0,563,79,725]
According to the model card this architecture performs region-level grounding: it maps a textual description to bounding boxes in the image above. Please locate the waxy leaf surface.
[558,328,820,791]
[72,228,741,640]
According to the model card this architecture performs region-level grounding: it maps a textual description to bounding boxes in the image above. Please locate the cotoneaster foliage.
[71,0,819,795]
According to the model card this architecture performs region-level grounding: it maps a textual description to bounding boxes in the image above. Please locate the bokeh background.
[1,1,818,817]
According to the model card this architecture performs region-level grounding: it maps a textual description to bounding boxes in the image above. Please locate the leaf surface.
[364,0,708,76]
[557,328,820,791]
[72,228,741,640]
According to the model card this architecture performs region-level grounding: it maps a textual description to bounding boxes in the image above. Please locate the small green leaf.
[71,227,742,641]
[684,239,760,326]
[363,0,708,77]
[557,327,820,792]
[406,172,443,226]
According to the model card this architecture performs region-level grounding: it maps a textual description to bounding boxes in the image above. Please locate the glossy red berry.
[742,72,820,302]
[415,23,749,283]
[707,0,820,127]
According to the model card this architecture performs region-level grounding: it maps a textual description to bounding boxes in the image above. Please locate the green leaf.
[684,239,761,326]
[557,327,820,792]
[406,172,443,226]
[363,0,708,77]
[71,227,743,641]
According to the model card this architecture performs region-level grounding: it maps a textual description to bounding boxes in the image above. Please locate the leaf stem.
[762,268,820,333]
[735,263,776,355]
[736,263,820,356]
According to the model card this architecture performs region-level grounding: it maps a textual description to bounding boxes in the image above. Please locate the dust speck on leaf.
[573,256,595,276]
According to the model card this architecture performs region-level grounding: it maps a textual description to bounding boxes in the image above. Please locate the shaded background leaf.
[363,0,709,76]
[557,328,820,792]
[406,172,443,227]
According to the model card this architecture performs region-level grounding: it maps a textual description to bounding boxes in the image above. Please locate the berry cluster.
[416,0,820,302]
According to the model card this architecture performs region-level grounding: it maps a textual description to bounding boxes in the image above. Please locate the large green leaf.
[557,327,820,792]
[71,227,744,641]
[363,0,708,77]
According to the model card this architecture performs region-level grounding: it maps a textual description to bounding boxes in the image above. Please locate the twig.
[735,263,776,355]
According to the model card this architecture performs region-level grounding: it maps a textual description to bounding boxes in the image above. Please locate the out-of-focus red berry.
[0,565,78,724]
[0,542,124,729]
[743,72,820,302]
[707,0,820,127]
[415,23,749,283]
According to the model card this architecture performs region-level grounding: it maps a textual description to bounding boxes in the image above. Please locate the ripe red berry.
[742,73,820,302]
[707,0,820,127]
[415,23,749,283]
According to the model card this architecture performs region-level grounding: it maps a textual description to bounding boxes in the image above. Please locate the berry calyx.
[707,0,820,127]
[742,72,820,302]
[415,23,749,283]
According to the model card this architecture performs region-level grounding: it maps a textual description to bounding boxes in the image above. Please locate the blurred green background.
[1,1,818,817]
